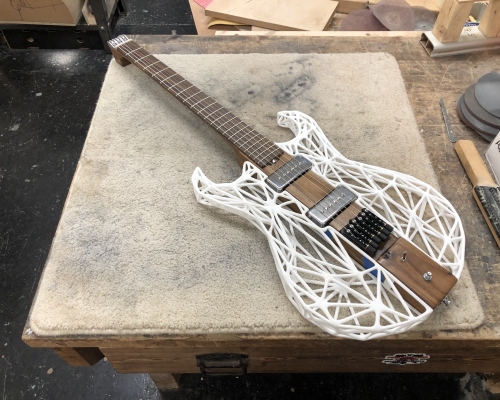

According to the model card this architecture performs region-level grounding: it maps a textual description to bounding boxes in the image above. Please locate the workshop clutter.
[340,0,436,31]
[456,72,500,142]
[0,0,84,24]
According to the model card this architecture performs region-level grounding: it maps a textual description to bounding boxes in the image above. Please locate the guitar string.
[117,43,281,166]
[118,43,385,224]
[117,43,331,208]
[118,44,389,238]
[118,43,285,168]
[116,44,300,183]
[118,44,384,226]
[115,53,269,158]
[118,44,325,190]
[117,43,298,171]
[117,43,376,219]
[119,45,343,209]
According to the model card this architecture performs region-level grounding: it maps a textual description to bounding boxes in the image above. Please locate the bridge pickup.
[266,155,313,193]
[308,185,357,227]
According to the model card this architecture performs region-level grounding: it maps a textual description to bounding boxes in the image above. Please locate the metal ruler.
[440,98,457,143]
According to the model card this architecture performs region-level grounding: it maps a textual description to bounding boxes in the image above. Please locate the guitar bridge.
[340,208,394,256]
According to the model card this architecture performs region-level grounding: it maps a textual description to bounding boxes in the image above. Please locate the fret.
[203,106,226,121]
[151,66,169,77]
[234,133,259,149]
[146,60,162,70]
[114,39,284,168]
[189,96,211,109]
[130,53,149,65]
[211,111,232,125]
[183,90,203,103]
[243,142,268,157]
[124,47,141,57]
[137,54,152,63]
[234,129,262,146]
[159,74,178,84]
[169,79,187,90]
[197,99,218,114]
[169,80,190,93]
[176,84,195,97]
[255,145,276,158]
[233,130,261,149]
[217,116,239,129]
[131,49,149,59]
[227,123,249,140]
[245,135,268,151]
[218,120,255,148]
[250,144,267,158]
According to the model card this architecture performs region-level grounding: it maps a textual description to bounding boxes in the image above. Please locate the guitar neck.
[108,36,283,168]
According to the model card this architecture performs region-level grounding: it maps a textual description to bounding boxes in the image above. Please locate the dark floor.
[116,0,197,34]
[0,2,499,399]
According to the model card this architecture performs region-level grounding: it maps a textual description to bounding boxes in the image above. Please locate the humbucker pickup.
[266,155,313,192]
[308,185,357,227]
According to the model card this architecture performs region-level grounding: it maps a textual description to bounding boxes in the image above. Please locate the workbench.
[23,35,500,389]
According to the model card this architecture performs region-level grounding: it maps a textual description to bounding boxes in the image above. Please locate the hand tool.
[455,140,500,248]
[440,98,457,143]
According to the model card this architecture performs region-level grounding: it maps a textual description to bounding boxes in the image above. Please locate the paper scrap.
[193,0,213,8]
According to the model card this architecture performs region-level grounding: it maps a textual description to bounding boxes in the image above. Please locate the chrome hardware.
[423,272,432,281]
[401,251,407,261]
[439,98,457,143]
[308,185,357,227]
[108,35,131,49]
[266,155,313,193]
[196,353,248,377]
[383,251,391,259]
[441,296,451,306]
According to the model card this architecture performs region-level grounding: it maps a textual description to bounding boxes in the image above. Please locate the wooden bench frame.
[433,0,500,42]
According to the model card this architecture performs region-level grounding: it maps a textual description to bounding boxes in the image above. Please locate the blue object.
[363,256,384,282]
[325,230,384,282]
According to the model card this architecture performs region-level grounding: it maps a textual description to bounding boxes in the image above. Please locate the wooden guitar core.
[377,238,457,310]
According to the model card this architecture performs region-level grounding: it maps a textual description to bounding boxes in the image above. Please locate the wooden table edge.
[21,35,500,374]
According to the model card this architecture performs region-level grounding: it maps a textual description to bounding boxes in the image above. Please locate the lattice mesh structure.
[192,111,465,340]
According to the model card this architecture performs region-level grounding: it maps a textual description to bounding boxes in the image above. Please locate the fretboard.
[111,38,284,168]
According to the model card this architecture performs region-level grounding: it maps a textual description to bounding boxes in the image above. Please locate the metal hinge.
[195,353,249,377]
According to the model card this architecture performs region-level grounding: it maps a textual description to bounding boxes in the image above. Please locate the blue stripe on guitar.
[325,230,384,282]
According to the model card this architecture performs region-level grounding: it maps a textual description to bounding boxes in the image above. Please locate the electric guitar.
[108,35,465,340]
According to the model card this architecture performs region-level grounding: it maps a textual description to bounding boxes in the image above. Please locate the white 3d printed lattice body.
[192,111,465,340]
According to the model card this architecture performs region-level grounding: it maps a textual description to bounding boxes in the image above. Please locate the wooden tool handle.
[455,140,498,188]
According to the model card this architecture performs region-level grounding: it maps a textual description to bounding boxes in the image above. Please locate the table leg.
[52,347,104,367]
[149,373,182,390]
